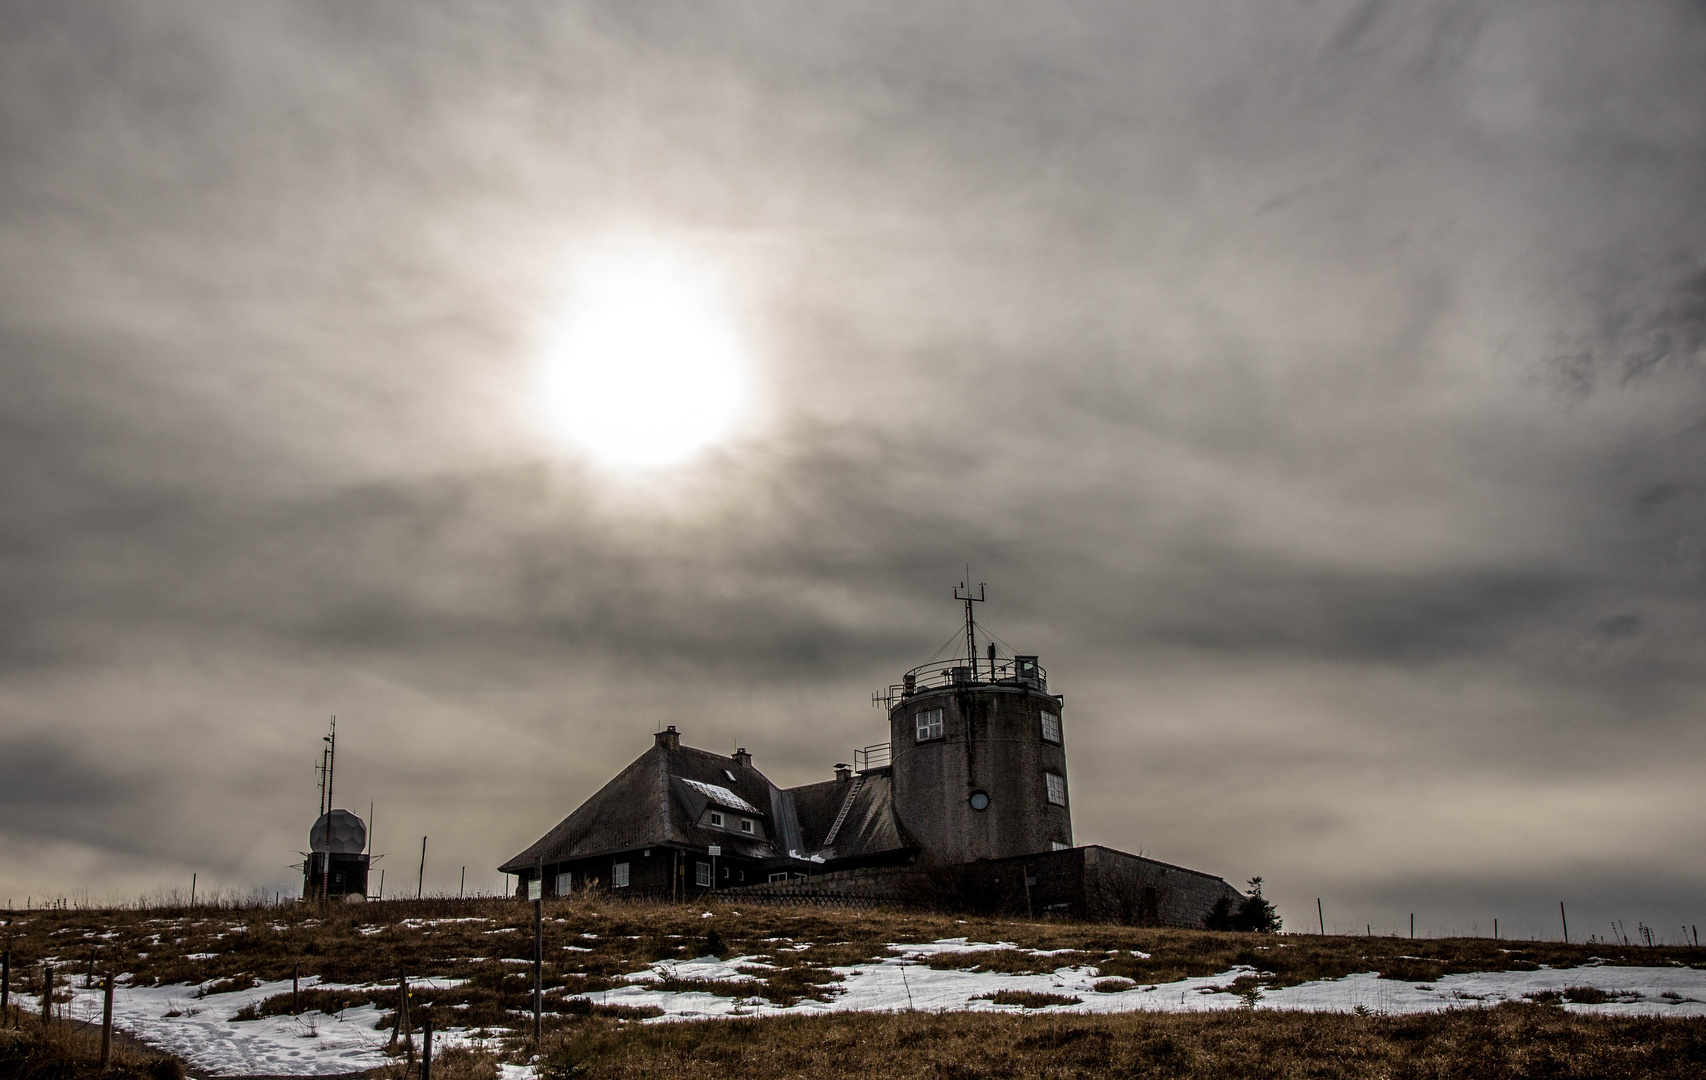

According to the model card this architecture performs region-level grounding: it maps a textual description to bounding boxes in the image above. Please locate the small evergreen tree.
[1234,877,1281,932]
[1202,894,1238,931]
[1202,876,1281,932]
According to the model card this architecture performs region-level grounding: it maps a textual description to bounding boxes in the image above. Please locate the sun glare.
[537,247,754,470]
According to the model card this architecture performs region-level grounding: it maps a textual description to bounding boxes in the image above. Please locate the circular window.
[968,791,990,811]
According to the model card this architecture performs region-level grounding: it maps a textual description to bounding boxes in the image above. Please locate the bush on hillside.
[1202,877,1281,933]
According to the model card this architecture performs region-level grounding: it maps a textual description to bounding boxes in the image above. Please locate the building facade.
[885,654,1071,865]
[501,625,1247,925]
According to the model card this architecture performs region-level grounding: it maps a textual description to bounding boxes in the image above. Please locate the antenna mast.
[954,579,986,679]
[321,716,336,902]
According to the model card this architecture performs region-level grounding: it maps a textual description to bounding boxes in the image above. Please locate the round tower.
[885,588,1071,866]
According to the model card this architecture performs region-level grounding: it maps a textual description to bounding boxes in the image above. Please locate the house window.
[1045,772,1067,806]
[915,708,944,741]
[612,862,630,888]
[695,862,711,887]
[709,811,724,828]
[554,871,572,896]
[1051,841,1070,852]
[1040,711,1061,744]
[768,872,789,883]
[740,818,754,834]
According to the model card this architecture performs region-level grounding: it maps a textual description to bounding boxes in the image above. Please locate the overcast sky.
[3,0,1705,939]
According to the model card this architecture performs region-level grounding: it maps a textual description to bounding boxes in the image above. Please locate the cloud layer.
[3,0,1705,937]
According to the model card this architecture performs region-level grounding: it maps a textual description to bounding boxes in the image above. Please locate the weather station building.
[502,587,1243,925]
[304,808,371,901]
[299,718,371,901]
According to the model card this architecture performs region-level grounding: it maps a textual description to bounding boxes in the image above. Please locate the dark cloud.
[2,0,1705,931]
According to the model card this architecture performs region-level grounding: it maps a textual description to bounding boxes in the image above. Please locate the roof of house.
[789,771,910,863]
[500,736,912,874]
[499,739,787,872]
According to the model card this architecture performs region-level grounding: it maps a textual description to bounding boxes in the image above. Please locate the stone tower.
[882,587,1071,866]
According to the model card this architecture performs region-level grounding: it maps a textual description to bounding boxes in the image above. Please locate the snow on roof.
[678,778,761,814]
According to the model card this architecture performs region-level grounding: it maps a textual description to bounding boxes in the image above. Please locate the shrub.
[972,991,1082,1008]
[1202,877,1282,933]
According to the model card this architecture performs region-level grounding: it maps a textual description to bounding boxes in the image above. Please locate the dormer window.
[740,818,754,834]
[709,811,724,828]
[915,708,944,741]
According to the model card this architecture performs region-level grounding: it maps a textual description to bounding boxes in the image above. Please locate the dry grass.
[369,1045,496,1080]
[532,1006,1706,1079]
[4,896,1704,1074]
[0,1010,184,1080]
[970,991,1083,1009]
[6,895,1698,1005]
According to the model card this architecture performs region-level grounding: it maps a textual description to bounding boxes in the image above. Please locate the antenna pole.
[322,716,336,902]
[953,580,987,679]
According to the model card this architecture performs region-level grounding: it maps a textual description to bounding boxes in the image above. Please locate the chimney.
[655,725,680,751]
[835,763,852,782]
[732,747,752,768]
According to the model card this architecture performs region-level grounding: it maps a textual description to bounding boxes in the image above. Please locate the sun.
[536,247,755,470]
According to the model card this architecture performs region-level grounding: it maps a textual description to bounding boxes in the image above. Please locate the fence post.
[389,971,409,1049]
[2,949,9,1020]
[41,964,52,1023]
[421,1012,432,1080]
[532,856,543,1046]
[292,962,300,1015]
[101,975,114,1065]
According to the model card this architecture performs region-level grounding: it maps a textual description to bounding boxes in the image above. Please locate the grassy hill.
[3,896,1704,1078]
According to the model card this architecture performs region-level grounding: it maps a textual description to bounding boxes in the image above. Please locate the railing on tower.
[853,743,891,772]
[871,655,1048,708]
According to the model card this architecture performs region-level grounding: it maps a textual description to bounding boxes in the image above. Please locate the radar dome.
[309,809,367,854]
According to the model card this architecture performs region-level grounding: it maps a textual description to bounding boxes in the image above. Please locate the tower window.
[695,862,711,887]
[969,790,990,811]
[740,818,754,833]
[555,871,572,895]
[1040,711,1061,744]
[1051,841,1070,852]
[613,862,630,888]
[709,811,724,828]
[1045,771,1067,806]
[916,708,944,741]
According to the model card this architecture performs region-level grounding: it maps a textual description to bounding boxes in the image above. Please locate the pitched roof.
[791,771,911,863]
[500,739,790,872]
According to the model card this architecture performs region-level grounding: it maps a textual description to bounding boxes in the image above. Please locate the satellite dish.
[309,809,367,854]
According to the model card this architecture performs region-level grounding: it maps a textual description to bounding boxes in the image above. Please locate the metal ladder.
[820,774,867,848]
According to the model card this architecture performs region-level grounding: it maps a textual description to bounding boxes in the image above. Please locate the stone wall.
[728,844,1244,928]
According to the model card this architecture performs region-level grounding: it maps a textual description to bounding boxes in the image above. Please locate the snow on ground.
[54,939,1706,1074]
[577,939,1706,1023]
[61,975,487,1078]
[622,955,771,984]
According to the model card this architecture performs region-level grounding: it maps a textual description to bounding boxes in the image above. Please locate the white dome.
[309,809,367,854]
